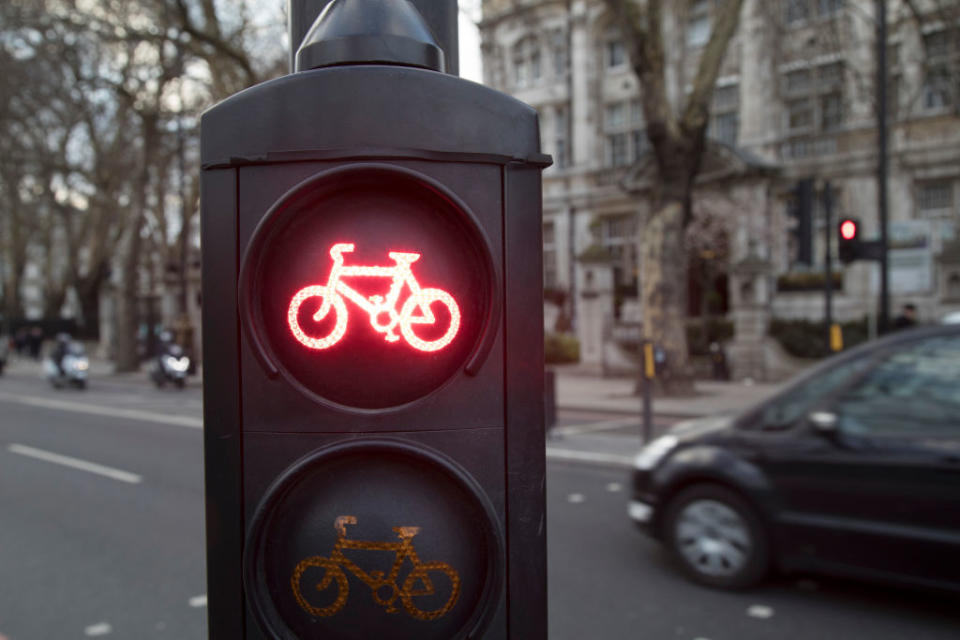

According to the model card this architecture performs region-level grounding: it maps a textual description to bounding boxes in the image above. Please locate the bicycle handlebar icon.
[291,515,461,621]
[287,243,461,352]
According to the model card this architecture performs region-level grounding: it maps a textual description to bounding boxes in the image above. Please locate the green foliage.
[545,332,580,364]
[769,317,869,358]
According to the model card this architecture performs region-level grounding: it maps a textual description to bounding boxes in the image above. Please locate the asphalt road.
[0,365,958,639]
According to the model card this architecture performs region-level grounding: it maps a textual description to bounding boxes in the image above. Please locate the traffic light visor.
[239,164,498,410]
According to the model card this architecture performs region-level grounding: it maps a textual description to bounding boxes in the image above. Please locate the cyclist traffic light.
[200,2,549,639]
[838,217,861,264]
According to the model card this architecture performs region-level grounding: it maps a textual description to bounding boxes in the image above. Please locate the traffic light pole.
[288,0,459,75]
[876,0,890,332]
[823,182,834,351]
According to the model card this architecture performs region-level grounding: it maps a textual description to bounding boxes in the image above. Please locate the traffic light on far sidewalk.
[838,217,861,264]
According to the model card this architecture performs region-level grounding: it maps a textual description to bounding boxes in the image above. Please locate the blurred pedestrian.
[710,341,730,380]
[893,303,918,331]
[28,326,43,360]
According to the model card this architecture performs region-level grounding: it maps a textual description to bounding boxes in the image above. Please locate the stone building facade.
[479,0,960,379]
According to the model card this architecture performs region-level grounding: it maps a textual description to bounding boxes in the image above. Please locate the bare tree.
[601,0,746,391]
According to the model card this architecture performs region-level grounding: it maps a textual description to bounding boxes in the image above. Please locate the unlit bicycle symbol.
[291,515,461,621]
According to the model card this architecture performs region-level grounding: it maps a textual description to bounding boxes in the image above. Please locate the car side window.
[760,355,873,429]
[833,335,960,437]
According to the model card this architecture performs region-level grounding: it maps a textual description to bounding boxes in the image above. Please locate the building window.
[598,214,638,288]
[709,83,740,145]
[918,180,954,214]
[604,100,646,167]
[511,37,542,88]
[787,98,814,131]
[607,133,629,167]
[921,28,959,112]
[820,92,843,131]
[631,130,649,161]
[922,72,953,111]
[554,106,570,169]
[544,220,558,289]
[687,0,711,48]
[817,0,844,17]
[785,0,809,24]
[606,39,626,69]
[550,30,568,79]
[783,62,845,133]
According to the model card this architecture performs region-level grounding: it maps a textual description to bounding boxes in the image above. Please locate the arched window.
[511,37,542,88]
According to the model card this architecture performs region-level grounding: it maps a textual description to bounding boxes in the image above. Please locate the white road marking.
[0,392,202,429]
[546,447,633,467]
[8,444,142,484]
[746,604,775,619]
[606,482,622,492]
[84,622,112,636]
[567,493,585,503]
[189,594,208,608]
[553,418,639,436]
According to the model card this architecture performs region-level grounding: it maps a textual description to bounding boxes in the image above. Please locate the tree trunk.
[113,116,157,372]
[641,198,692,394]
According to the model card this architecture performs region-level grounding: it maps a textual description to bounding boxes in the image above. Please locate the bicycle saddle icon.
[291,515,461,621]
[287,243,461,352]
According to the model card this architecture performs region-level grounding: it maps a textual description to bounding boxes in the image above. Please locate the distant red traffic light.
[840,219,858,241]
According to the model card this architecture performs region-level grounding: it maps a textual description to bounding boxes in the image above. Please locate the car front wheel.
[664,484,769,589]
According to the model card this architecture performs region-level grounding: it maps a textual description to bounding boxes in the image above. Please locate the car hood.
[668,414,735,442]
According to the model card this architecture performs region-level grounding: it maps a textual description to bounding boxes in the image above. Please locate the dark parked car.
[630,325,960,591]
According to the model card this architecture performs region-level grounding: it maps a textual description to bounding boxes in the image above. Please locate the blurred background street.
[1,358,958,639]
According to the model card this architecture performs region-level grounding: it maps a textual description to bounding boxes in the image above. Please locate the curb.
[557,403,702,420]
[545,447,634,468]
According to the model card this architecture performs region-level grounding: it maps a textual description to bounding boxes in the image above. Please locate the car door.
[758,333,960,587]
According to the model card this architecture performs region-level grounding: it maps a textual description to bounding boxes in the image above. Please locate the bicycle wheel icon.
[290,555,349,618]
[399,288,461,352]
[400,562,462,621]
[287,285,348,350]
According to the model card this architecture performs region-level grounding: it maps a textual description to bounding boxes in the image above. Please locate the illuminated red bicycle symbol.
[287,243,461,352]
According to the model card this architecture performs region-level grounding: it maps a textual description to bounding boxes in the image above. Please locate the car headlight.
[633,435,679,471]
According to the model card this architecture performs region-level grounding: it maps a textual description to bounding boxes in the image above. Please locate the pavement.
[2,354,790,470]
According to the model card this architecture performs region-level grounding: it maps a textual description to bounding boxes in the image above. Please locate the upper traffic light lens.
[840,219,857,240]
[240,164,496,411]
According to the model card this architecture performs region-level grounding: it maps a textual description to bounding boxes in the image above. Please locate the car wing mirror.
[808,411,839,436]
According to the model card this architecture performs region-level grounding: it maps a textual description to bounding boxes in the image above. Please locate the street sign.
[200,1,550,639]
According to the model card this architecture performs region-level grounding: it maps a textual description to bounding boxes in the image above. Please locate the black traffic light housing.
[790,179,814,266]
[837,217,861,264]
[200,2,550,639]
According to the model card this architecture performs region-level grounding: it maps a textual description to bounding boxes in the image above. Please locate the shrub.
[777,271,843,292]
[769,317,869,358]
[545,332,580,364]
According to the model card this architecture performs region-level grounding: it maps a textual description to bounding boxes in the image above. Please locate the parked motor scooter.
[44,342,89,389]
[151,344,190,389]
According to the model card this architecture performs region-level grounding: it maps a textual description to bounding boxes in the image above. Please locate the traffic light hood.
[296,0,445,73]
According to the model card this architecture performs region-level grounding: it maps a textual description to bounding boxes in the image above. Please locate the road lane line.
[546,447,633,468]
[0,392,202,429]
[84,622,112,636]
[7,444,142,484]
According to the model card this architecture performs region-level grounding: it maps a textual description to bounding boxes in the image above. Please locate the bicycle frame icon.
[287,243,461,352]
[291,515,461,621]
